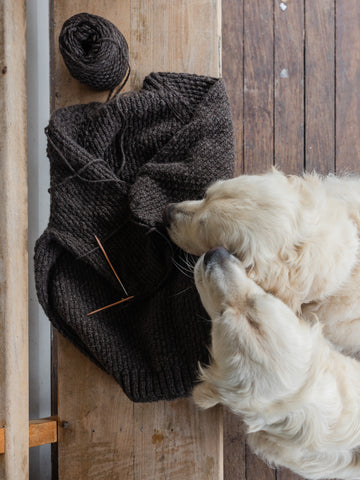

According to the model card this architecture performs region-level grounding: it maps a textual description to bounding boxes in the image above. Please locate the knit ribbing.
[34,72,235,402]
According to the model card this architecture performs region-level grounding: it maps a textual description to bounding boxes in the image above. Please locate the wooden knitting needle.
[94,234,129,296]
[87,296,134,316]
[87,235,133,316]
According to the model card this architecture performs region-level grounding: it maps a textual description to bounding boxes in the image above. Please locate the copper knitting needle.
[87,234,133,316]
[87,295,134,316]
[94,234,129,296]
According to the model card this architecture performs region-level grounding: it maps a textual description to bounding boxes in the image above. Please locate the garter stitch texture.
[34,72,235,402]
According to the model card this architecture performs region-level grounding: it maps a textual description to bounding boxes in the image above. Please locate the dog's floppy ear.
[193,381,219,409]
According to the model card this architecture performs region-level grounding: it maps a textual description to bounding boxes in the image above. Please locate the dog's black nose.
[203,247,230,266]
[162,203,176,228]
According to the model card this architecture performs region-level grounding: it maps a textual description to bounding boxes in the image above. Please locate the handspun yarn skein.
[59,12,130,91]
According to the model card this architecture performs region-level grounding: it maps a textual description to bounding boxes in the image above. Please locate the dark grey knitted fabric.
[34,72,235,402]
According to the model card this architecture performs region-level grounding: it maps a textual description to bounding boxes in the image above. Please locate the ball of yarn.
[59,13,130,91]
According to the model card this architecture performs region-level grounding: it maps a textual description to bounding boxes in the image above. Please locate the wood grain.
[0,0,29,478]
[29,418,58,449]
[223,410,245,480]
[0,428,4,456]
[243,0,275,476]
[274,0,304,174]
[305,0,335,174]
[243,0,274,174]
[336,0,360,174]
[0,418,58,454]
[130,0,221,90]
[51,1,223,479]
[56,338,135,480]
[134,401,223,479]
[222,0,243,176]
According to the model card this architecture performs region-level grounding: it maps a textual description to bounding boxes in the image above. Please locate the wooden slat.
[243,1,275,477]
[243,0,274,174]
[134,400,223,479]
[0,0,29,478]
[223,410,245,480]
[223,0,243,176]
[305,0,335,174]
[130,0,221,89]
[274,0,304,174]
[0,429,4,456]
[51,1,223,479]
[336,0,360,173]
[29,418,58,449]
[222,1,247,477]
[275,6,306,480]
[0,419,58,454]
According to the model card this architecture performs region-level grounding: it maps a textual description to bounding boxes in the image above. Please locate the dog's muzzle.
[162,203,176,228]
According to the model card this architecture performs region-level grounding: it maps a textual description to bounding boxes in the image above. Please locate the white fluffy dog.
[164,170,360,355]
[193,247,360,480]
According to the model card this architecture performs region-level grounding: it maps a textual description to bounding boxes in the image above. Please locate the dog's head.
[193,247,321,415]
[164,170,300,268]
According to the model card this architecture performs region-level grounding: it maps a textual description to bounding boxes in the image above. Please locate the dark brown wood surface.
[336,0,360,174]
[222,0,243,177]
[243,0,274,174]
[305,0,335,173]
[274,0,304,174]
[221,0,353,479]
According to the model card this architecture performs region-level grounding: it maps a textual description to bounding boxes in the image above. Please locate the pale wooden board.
[51,1,223,479]
[0,0,29,478]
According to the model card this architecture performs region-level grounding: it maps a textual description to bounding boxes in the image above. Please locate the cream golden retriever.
[164,170,360,356]
[193,246,360,480]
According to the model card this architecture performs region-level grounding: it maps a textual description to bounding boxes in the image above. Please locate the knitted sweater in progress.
[34,72,235,402]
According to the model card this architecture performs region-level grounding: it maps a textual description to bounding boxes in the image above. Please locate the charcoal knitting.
[59,13,130,91]
[34,72,235,402]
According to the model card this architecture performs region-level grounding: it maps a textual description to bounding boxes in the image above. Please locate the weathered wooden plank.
[336,0,360,174]
[29,418,58,449]
[0,0,29,478]
[243,1,275,477]
[222,0,246,476]
[0,429,4,456]
[56,338,135,480]
[305,0,335,174]
[222,0,243,176]
[243,0,274,174]
[274,0,304,174]
[223,410,245,480]
[134,401,223,479]
[130,0,221,90]
[51,1,223,479]
[0,419,58,454]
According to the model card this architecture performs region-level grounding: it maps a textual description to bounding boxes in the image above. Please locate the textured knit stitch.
[34,72,235,402]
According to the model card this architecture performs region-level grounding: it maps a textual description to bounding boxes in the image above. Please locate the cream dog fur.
[165,170,360,355]
[193,247,360,480]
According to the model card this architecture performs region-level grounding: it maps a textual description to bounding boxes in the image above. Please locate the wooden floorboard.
[243,0,274,174]
[274,0,304,174]
[336,0,360,174]
[47,0,360,477]
[51,1,223,479]
[221,0,348,479]
[305,0,335,174]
